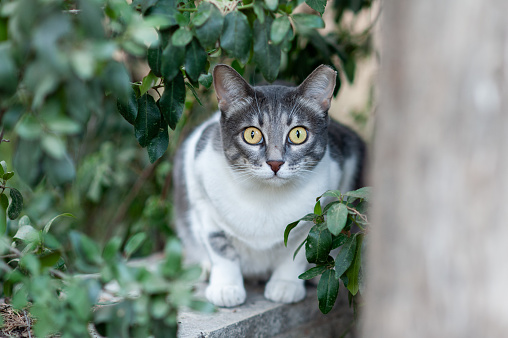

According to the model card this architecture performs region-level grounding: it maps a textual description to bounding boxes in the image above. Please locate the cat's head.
[213,64,336,187]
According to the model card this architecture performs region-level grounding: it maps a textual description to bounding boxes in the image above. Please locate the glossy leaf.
[147,44,163,77]
[343,186,371,202]
[221,11,252,65]
[135,93,161,147]
[117,86,138,125]
[314,200,322,216]
[160,73,185,130]
[270,16,290,45]
[305,225,332,264]
[327,202,348,235]
[7,188,23,220]
[195,3,223,49]
[334,235,356,278]
[147,121,169,163]
[299,265,328,280]
[161,42,185,81]
[317,269,339,314]
[345,234,363,295]
[3,171,14,180]
[305,0,327,15]
[185,82,203,106]
[198,73,213,88]
[331,233,348,250]
[185,39,207,82]
[284,220,300,246]
[140,71,158,96]
[253,17,281,82]
[171,27,193,47]
[292,13,325,30]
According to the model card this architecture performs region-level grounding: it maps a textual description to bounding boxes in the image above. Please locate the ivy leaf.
[117,86,138,125]
[160,73,186,130]
[345,234,363,295]
[305,0,327,15]
[147,121,169,163]
[171,27,193,47]
[7,188,23,220]
[135,94,161,147]
[124,232,147,258]
[221,11,252,65]
[195,3,223,49]
[334,235,357,278]
[299,265,328,280]
[253,17,281,82]
[0,194,8,235]
[305,225,332,264]
[317,269,340,314]
[161,42,185,81]
[270,16,290,45]
[147,44,163,77]
[327,202,348,236]
[185,39,207,82]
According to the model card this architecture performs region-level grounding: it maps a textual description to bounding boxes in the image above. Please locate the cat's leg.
[264,240,308,304]
[192,205,246,307]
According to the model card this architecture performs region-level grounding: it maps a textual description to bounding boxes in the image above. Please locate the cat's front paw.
[206,284,246,307]
[264,279,306,304]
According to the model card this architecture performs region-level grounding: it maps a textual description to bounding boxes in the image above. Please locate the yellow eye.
[243,127,263,144]
[288,127,307,144]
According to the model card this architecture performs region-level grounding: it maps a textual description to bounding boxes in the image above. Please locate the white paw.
[264,279,306,304]
[206,284,246,307]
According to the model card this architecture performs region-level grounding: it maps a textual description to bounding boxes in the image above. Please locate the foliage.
[0,165,210,337]
[285,187,370,315]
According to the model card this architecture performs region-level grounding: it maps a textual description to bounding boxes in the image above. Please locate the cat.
[172,64,365,307]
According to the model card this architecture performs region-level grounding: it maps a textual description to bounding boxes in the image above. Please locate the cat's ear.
[298,65,337,112]
[213,64,254,113]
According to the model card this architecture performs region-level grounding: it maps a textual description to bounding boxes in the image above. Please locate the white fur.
[179,112,357,307]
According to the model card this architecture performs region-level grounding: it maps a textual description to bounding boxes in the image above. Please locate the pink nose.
[266,161,284,174]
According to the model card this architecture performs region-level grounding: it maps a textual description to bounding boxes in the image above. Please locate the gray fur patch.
[208,231,239,261]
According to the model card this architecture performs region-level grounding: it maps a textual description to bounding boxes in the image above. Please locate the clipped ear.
[298,65,337,112]
[213,64,254,113]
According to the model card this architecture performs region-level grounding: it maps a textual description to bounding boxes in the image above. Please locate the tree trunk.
[364,1,508,337]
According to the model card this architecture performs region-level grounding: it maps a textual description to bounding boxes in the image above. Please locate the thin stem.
[237,3,254,10]
[177,7,197,12]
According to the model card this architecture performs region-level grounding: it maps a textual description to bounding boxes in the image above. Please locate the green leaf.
[16,114,43,140]
[0,43,18,95]
[43,153,76,186]
[195,3,223,49]
[293,238,306,260]
[3,171,14,180]
[0,194,8,235]
[270,16,290,45]
[192,3,211,27]
[124,232,147,258]
[343,187,371,202]
[140,71,159,96]
[253,17,281,82]
[171,27,193,47]
[0,161,5,176]
[160,73,186,130]
[70,231,103,266]
[265,0,278,11]
[43,213,75,233]
[147,44,163,77]
[334,235,357,279]
[284,220,300,246]
[305,225,332,264]
[198,73,213,88]
[317,269,340,314]
[147,121,169,163]
[253,2,265,24]
[135,93,161,147]
[102,236,122,261]
[7,188,23,220]
[331,233,348,250]
[13,139,43,186]
[221,11,252,65]
[305,0,327,15]
[314,200,322,216]
[117,86,138,125]
[345,234,363,295]
[319,190,341,201]
[14,225,39,243]
[185,38,207,82]
[161,42,185,81]
[299,265,328,280]
[327,202,348,236]
[161,237,182,277]
[292,13,325,30]
[20,254,40,275]
[39,251,61,268]
[41,134,66,159]
[185,82,203,106]
[344,57,356,84]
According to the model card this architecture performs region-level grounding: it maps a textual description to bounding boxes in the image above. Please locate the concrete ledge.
[178,283,356,338]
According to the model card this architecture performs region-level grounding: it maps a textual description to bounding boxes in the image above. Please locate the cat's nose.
[266,160,284,174]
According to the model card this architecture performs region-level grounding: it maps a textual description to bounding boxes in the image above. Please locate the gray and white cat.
[173,64,365,307]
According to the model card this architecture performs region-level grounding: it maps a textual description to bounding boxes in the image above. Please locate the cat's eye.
[288,127,308,144]
[243,127,263,145]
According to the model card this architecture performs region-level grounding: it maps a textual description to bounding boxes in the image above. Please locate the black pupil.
[250,130,255,139]
[296,130,300,138]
